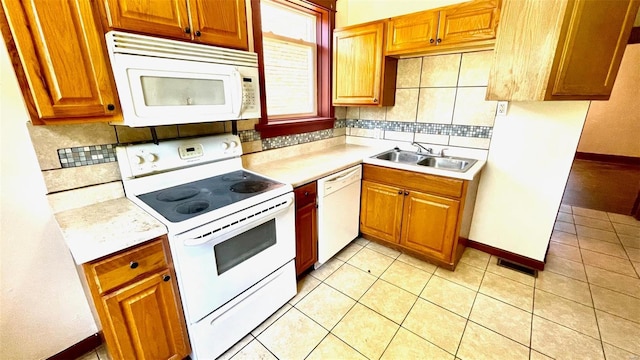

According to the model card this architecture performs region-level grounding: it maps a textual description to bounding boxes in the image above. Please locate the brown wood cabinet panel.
[360,180,404,243]
[295,182,317,275]
[386,10,439,55]
[103,271,190,360]
[294,181,317,210]
[400,191,460,262]
[295,202,317,275]
[550,0,638,98]
[333,21,397,106]
[1,0,119,122]
[363,164,463,198]
[87,239,169,294]
[189,0,248,49]
[487,0,639,101]
[103,0,191,40]
[437,0,500,46]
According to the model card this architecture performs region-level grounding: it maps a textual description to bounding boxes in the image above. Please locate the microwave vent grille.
[106,31,258,68]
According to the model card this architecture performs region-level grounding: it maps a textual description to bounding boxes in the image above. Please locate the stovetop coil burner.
[230,181,269,194]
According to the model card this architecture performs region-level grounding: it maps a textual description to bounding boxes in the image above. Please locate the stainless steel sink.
[417,157,476,172]
[373,148,477,173]
[375,150,428,164]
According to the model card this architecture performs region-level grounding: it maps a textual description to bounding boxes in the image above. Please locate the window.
[252,0,336,138]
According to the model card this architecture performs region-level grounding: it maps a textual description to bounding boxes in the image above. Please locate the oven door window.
[214,219,277,275]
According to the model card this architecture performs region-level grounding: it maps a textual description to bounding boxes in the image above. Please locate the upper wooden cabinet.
[487,0,640,101]
[386,0,501,56]
[1,0,120,124]
[101,0,249,50]
[333,21,397,106]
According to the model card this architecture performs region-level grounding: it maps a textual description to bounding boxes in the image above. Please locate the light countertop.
[245,144,486,186]
[55,197,167,264]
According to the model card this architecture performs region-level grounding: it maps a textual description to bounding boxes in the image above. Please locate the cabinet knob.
[163,274,171,282]
[429,38,435,44]
[195,30,202,37]
[304,191,309,196]
[436,38,442,43]
[373,98,378,103]
[404,191,409,196]
[130,261,139,269]
[184,27,191,34]
[107,104,115,111]
[397,190,403,195]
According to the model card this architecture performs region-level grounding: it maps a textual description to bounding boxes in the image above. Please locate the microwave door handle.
[232,68,243,118]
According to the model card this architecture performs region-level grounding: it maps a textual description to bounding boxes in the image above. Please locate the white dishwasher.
[316,164,362,265]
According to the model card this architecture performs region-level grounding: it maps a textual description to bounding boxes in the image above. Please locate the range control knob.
[145,153,158,162]
[134,155,144,164]
[221,142,230,150]
[229,141,239,149]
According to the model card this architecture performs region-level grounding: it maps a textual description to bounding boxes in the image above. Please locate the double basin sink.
[373,148,477,173]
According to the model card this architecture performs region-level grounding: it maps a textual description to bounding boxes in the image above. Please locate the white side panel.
[469,101,590,261]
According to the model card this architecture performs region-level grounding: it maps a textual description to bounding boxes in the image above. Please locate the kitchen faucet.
[412,142,433,154]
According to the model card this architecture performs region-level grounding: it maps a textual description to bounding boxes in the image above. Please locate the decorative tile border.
[334,119,346,129]
[262,129,334,150]
[238,129,261,142]
[57,144,117,168]
[347,119,492,138]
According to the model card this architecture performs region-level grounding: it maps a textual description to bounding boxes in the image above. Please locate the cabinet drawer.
[294,182,317,209]
[363,164,464,198]
[86,238,169,294]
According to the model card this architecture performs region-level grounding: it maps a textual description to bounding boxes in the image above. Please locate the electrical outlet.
[496,101,509,116]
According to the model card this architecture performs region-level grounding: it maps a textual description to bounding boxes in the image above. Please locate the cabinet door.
[2,0,119,121]
[188,0,248,50]
[103,271,190,360]
[295,202,317,275]
[437,0,500,46]
[549,0,639,99]
[385,10,439,55]
[333,22,388,105]
[400,191,459,263]
[360,180,404,243]
[103,0,191,40]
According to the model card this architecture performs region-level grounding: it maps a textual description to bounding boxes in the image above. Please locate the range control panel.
[116,134,242,178]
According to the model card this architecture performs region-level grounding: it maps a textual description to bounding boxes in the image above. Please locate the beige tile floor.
[80,205,640,360]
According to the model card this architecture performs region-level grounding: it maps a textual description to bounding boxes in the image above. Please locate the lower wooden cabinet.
[360,164,469,269]
[82,236,190,360]
[294,181,318,276]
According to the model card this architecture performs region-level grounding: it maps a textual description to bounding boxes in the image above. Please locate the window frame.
[251,0,336,138]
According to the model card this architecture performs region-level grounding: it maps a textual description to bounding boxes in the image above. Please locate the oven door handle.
[182,195,294,247]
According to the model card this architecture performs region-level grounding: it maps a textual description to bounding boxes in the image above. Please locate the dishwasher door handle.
[325,168,360,184]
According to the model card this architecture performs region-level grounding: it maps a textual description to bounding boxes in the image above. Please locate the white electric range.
[116,134,297,359]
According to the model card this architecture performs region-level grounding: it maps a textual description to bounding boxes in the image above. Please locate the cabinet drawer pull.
[195,30,202,37]
[184,27,191,34]
[373,98,378,103]
[130,261,139,269]
[107,104,115,111]
[436,38,442,43]
[304,191,309,196]
[163,274,171,282]
[404,191,409,196]
[429,38,435,44]
[397,190,403,195]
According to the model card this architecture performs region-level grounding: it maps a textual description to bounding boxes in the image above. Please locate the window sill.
[255,117,335,138]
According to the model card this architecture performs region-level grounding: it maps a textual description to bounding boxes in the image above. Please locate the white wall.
[469,102,590,261]
[577,44,640,157]
[0,42,97,359]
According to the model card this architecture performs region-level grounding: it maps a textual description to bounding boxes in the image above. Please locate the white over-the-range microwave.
[105,31,261,127]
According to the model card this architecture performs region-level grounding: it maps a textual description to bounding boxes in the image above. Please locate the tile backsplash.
[344,50,497,150]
